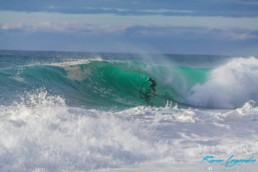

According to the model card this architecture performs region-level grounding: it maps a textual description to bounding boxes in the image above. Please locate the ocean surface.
[0,50,258,171]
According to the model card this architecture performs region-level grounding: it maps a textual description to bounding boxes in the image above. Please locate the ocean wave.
[1,56,258,109]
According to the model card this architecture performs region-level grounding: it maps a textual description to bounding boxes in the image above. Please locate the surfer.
[147,77,157,93]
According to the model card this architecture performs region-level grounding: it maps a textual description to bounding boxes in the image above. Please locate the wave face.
[1,51,258,109]
[0,54,208,108]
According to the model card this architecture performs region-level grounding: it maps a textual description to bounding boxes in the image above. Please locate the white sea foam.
[50,57,103,67]
[51,58,104,81]
[188,57,258,108]
[0,89,257,171]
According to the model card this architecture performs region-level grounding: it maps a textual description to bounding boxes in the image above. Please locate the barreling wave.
[0,58,208,108]
[1,56,258,109]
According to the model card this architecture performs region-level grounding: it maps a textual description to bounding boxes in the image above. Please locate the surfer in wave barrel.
[147,77,157,93]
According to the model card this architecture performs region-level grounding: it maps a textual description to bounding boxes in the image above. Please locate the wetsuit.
[148,77,157,93]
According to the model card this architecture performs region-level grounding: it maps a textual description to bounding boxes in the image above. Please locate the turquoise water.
[0,51,211,108]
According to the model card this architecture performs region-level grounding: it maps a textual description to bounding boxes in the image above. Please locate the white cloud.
[0,21,131,33]
[1,10,258,36]
[227,31,257,40]
[1,22,24,30]
[210,28,257,41]
[141,9,194,14]
[1,11,258,31]
[235,0,258,5]
[1,21,257,43]
[0,21,84,32]
[81,7,195,14]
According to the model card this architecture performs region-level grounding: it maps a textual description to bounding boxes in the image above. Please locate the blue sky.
[0,0,258,55]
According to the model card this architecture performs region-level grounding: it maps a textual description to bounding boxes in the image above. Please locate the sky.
[0,0,258,55]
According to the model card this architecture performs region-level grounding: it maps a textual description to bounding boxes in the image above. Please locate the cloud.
[0,0,258,17]
[124,25,258,41]
[1,24,258,55]
[209,28,258,41]
[235,0,258,5]
[1,20,257,42]
[0,22,85,32]
[223,30,258,41]
[1,11,258,33]
[1,0,258,55]
[1,23,24,30]
[0,21,131,34]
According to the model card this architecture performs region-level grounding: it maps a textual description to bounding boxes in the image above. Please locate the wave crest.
[188,57,258,108]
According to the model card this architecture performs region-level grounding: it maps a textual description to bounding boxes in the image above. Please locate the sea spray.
[0,89,258,171]
[0,89,171,171]
[188,57,258,108]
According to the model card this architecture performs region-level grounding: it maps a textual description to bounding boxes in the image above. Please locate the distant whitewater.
[0,50,257,172]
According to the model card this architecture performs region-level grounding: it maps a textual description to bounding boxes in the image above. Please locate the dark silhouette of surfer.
[139,77,157,105]
[147,77,157,93]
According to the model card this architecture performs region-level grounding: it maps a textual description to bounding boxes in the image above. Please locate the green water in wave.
[62,61,210,108]
[0,60,210,108]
